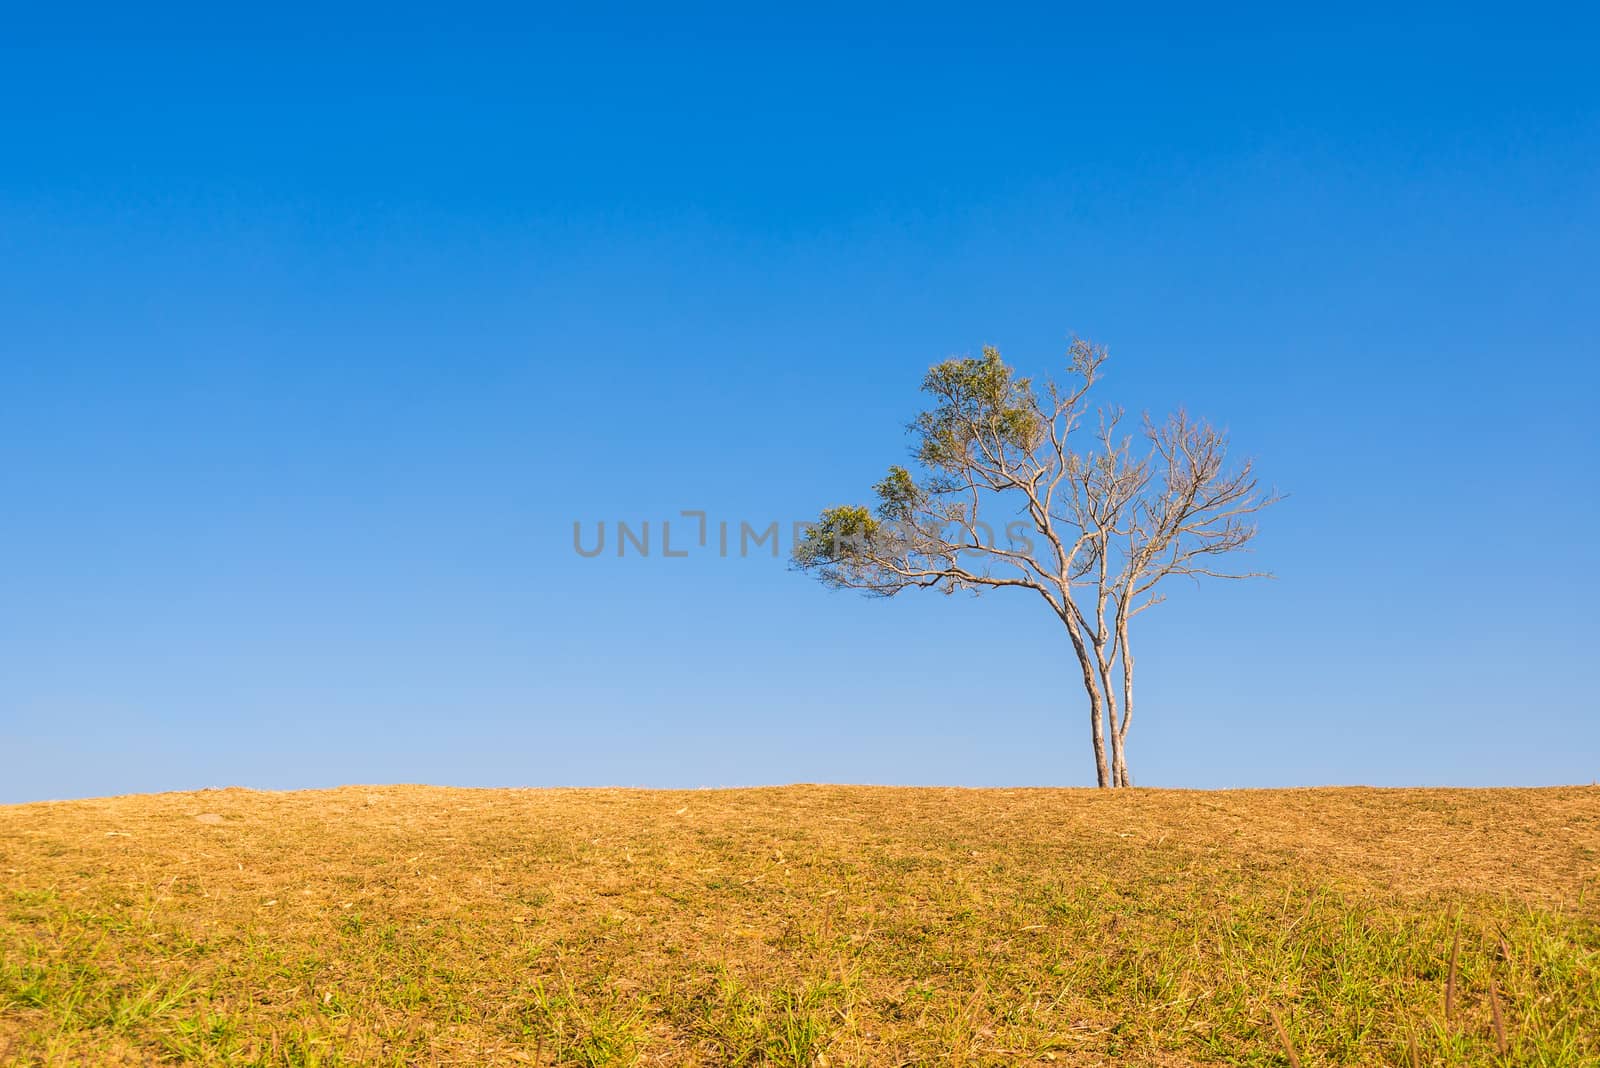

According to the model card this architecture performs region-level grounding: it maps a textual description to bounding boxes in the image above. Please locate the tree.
[792,340,1279,787]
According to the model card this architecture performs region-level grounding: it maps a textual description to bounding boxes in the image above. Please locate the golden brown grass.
[2,785,1597,1066]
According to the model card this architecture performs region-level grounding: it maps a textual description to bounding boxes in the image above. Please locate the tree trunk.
[1114,620,1134,787]
[1097,650,1127,788]
[1108,729,1125,787]
[1088,689,1110,787]
[1061,609,1111,787]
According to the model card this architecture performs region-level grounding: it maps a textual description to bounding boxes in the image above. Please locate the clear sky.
[3,6,1597,801]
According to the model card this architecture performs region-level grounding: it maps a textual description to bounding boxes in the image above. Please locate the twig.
[1445,927,1460,1023]
[1489,980,1508,1055]
[1268,1008,1302,1068]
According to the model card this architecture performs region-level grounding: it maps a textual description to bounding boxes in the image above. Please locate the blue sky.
[3,7,1597,800]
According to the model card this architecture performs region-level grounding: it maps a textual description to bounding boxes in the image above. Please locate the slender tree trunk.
[1085,649,1112,788]
[1097,648,1125,788]
[1114,620,1134,787]
[1109,725,1126,787]
[1061,610,1110,787]
[1088,688,1110,788]
[1108,702,1127,786]
[1091,543,1119,788]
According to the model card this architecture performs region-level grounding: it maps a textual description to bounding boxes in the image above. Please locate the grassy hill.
[2,785,1596,1066]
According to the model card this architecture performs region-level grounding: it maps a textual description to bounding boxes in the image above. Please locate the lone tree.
[793,340,1278,787]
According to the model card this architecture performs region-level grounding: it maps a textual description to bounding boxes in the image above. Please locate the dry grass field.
[1,785,1597,1066]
